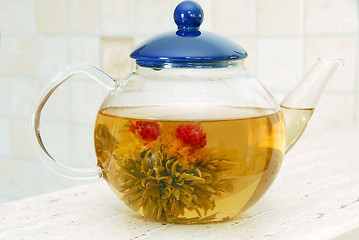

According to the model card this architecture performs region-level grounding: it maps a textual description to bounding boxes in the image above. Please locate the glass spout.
[281,58,344,152]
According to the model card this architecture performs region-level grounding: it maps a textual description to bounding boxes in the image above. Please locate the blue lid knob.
[174,1,203,29]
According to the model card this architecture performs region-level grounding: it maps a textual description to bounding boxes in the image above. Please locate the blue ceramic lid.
[130,1,247,68]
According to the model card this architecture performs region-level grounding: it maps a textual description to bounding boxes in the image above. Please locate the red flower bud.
[176,124,207,148]
[129,121,160,142]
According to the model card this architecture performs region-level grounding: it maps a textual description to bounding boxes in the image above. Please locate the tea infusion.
[280,105,314,152]
[94,105,286,223]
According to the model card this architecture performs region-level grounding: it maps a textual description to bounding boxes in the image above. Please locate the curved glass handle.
[29,64,116,179]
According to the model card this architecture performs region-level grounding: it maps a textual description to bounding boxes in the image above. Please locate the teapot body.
[29,0,343,224]
[94,61,286,223]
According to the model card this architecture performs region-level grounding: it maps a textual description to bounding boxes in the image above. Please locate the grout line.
[272,90,356,95]
[133,0,138,39]
[64,0,75,188]
[210,0,214,31]
[353,0,359,124]
[96,0,102,36]
[98,0,103,70]
[7,35,15,201]
[254,0,258,77]
[5,155,13,200]
[301,0,306,77]
[4,30,27,200]
[0,155,43,162]
[5,33,358,39]
[130,0,138,70]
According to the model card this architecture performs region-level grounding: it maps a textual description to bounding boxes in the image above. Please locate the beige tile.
[134,36,151,46]
[0,0,36,35]
[101,37,135,80]
[69,0,99,34]
[11,78,40,118]
[40,77,71,122]
[305,0,357,34]
[69,37,100,66]
[257,0,302,36]
[171,0,213,31]
[356,73,359,125]
[0,78,12,116]
[232,38,256,74]
[0,37,37,77]
[0,196,12,203]
[12,158,40,199]
[257,38,303,92]
[0,119,11,157]
[70,78,108,124]
[40,164,74,194]
[35,0,67,34]
[100,0,134,35]
[70,124,97,169]
[11,119,39,160]
[135,0,172,35]
[213,0,256,36]
[40,122,71,165]
[305,37,355,92]
[37,36,68,77]
[304,94,354,136]
[0,158,11,197]
[72,178,98,187]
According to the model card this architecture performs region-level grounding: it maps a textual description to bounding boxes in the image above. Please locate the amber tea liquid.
[94,105,286,223]
[280,105,314,152]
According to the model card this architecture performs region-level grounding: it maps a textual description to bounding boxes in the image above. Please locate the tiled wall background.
[0,0,358,203]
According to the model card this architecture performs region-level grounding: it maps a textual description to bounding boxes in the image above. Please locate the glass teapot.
[30,1,342,224]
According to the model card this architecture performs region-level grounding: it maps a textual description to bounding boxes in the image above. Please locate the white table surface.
[1,127,359,240]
